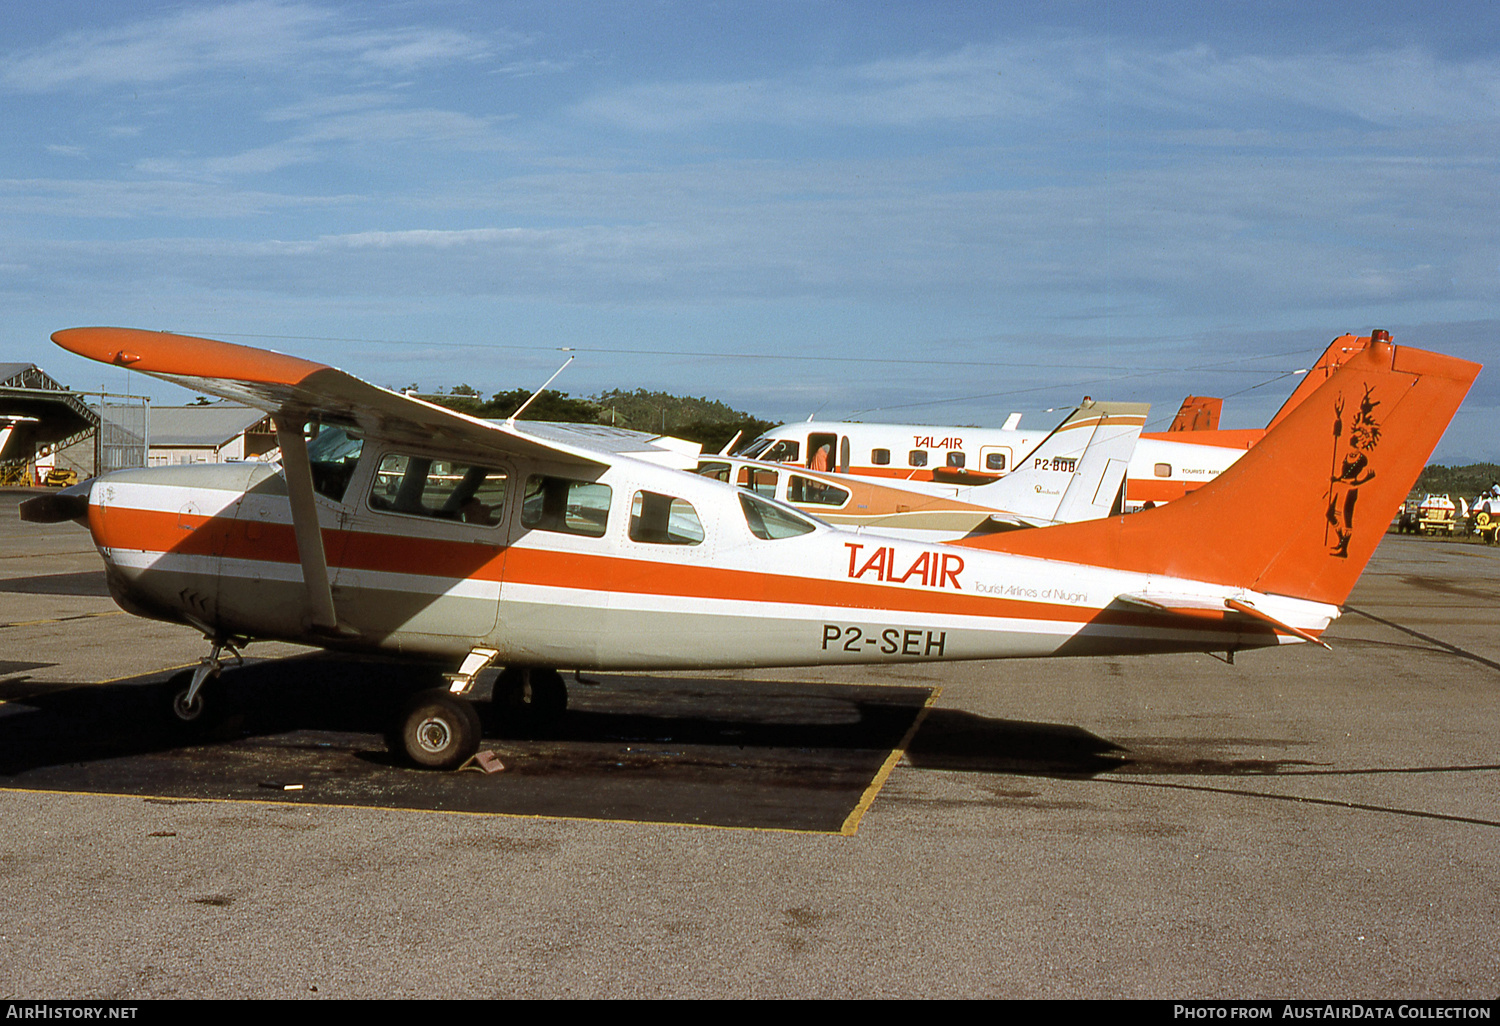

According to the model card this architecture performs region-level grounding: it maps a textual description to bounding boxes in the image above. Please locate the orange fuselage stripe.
[90,503,1258,635]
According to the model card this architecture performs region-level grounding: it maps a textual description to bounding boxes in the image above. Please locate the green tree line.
[420,381,1495,492]
[1409,463,1500,502]
[420,385,775,453]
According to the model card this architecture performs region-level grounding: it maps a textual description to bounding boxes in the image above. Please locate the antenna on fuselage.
[507,352,574,426]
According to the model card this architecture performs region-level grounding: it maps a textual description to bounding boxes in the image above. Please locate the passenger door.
[331,448,508,642]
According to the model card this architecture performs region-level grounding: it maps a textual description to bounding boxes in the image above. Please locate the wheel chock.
[463,749,506,774]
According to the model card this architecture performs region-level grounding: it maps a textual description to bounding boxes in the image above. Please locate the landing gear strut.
[160,639,243,732]
[385,650,571,769]
[489,666,568,733]
[387,647,497,769]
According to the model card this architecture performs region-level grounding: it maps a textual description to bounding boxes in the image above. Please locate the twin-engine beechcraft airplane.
[697,399,1149,542]
[23,327,1479,771]
[738,334,1374,509]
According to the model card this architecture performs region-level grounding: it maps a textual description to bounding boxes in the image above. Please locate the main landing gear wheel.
[489,666,568,734]
[390,688,483,770]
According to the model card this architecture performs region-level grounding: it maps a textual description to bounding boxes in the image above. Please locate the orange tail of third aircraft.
[961,332,1481,608]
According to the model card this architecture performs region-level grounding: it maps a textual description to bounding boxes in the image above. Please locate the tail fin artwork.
[965,400,1148,526]
[958,332,1480,608]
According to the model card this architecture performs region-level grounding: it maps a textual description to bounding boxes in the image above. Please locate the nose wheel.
[158,639,243,735]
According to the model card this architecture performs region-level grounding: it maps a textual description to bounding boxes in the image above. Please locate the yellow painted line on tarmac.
[839,685,942,836]
[0,661,196,704]
[0,785,859,834]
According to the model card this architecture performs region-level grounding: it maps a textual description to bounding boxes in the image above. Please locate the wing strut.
[274,416,341,632]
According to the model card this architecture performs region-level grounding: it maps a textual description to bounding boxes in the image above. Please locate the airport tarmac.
[1,487,1497,999]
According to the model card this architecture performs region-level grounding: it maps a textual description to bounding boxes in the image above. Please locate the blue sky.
[3,1,1496,459]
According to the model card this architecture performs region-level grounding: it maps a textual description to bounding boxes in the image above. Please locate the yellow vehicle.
[43,467,78,487]
[1474,494,1500,544]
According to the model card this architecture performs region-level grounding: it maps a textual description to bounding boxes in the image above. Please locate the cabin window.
[787,475,850,508]
[696,461,731,484]
[367,453,506,526]
[732,465,780,498]
[629,491,705,545]
[733,465,779,498]
[908,450,928,467]
[521,476,612,537]
[306,426,364,503]
[740,493,816,540]
[761,440,800,463]
[985,452,1006,471]
[946,451,966,469]
[1154,463,1172,478]
[871,448,890,465]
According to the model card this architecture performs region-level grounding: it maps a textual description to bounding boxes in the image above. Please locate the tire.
[158,668,226,735]
[488,666,568,734]
[391,689,482,770]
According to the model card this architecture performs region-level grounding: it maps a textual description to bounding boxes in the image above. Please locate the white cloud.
[574,38,1500,131]
[0,1,494,93]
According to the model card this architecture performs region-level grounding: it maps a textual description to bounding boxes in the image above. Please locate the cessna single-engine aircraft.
[739,334,1373,509]
[24,327,1478,771]
[697,399,1149,542]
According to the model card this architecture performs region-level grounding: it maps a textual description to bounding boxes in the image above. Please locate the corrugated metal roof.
[148,404,271,447]
[1,364,38,386]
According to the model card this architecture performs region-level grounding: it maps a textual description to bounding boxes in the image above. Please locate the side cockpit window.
[368,453,507,526]
[306,426,364,503]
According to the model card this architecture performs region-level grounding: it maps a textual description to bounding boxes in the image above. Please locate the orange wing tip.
[51,326,329,386]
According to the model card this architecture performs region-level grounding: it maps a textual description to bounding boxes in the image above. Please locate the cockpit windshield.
[305,425,364,503]
[733,436,773,458]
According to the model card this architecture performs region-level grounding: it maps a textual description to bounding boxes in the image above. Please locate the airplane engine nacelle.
[88,463,268,635]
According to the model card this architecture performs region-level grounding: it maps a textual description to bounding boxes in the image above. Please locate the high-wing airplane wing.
[51,327,612,470]
[50,326,638,634]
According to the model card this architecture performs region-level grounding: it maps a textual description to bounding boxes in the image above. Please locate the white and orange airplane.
[697,399,1149,542]
[739,334,1373,509]
[23,327,1477,771]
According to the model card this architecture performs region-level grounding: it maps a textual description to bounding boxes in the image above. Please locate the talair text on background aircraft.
[22,327,1479,770]
[695,398,1150,543]
[736,335,1374,510]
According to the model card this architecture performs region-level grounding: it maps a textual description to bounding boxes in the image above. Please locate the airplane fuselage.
[739,422,1248,508]
[86,448,1331,673]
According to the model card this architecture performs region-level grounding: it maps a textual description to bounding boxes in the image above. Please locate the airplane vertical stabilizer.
[963,401,1148,526]
[957,334,1480,608]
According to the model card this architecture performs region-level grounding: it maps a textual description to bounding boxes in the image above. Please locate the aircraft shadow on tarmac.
[0,654,1343,830]
[0,570,112,597]
[0,656,942,831]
